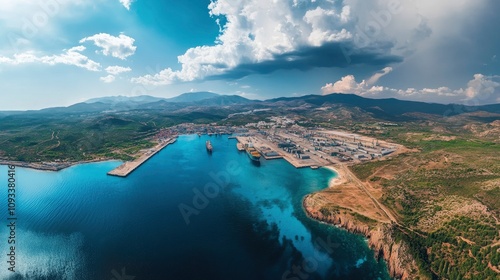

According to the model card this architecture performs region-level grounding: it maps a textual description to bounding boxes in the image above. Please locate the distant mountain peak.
[166,92,220,103]
[84,95,165,104]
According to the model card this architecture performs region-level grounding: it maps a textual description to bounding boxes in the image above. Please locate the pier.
[107,137,177,177]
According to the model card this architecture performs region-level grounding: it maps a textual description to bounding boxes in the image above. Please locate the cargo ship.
[236,142,245,151]
[245,144,261,162]
[206,140,213,152]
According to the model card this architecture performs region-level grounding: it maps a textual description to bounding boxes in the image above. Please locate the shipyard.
[106,118,403,177]
[233,127,402,169]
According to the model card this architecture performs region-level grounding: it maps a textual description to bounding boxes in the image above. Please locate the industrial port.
[235,128,402,169]
[107,120,403,176]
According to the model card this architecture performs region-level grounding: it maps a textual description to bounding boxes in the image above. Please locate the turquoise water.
[0,135,390,279]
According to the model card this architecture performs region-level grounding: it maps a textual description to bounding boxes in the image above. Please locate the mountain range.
[1,92,500,121]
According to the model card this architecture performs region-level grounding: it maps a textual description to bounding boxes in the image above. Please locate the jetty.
[107,137,177,177]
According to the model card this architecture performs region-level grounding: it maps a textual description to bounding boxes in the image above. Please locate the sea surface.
[0,135,390,280]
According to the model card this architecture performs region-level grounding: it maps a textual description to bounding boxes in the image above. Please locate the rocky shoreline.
[303,194,419,280]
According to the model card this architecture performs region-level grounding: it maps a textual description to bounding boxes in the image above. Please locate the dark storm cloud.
[211,42,403,80]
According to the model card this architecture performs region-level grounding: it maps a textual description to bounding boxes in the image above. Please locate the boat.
[206,140,213,152]
[245,144,261,162]
[236,143,245,151]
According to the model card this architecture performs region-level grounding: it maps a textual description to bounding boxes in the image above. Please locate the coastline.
[0,158,114,172]
[322,164,347,187]
[0,137,177,174]
[304,164,419,279]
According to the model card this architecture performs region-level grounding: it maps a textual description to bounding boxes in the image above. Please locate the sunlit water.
[0,135,390,280]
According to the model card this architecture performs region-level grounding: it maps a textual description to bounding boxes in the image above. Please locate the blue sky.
[1,0,499,110]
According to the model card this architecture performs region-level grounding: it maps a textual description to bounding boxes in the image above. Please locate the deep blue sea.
[0,135,390,280]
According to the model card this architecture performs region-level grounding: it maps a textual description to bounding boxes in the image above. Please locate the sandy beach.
[323,165,347,187]
[307,163,392,224]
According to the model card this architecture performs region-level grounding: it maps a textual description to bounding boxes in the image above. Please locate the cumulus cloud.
[119,0,133,10]
[464,74,500,100]
[0,46,100,71]
[321,67,392,94]
[321,75,366,94]
[133,0,463,86]
[100,75,115,83]
[105,65,132,75]
[100,66,132,83]
[132,0,357,85]
[322,70,500,105]
[80,33,136,60]
[303,6,352,46]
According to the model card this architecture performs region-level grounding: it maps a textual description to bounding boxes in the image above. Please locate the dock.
[236,135,335,168]
[235,136,328,167]
[107,137,177,177]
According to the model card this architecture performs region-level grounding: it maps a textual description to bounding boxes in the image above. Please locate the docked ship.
[206,140,213,152]
[245,143,261,162]
[236,142,245,151]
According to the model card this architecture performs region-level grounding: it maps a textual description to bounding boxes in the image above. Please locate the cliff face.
[303,195,419,280]
[368,227,415,280]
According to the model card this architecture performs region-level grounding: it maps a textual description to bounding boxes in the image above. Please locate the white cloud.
[100,65,132,83]
[366,67,393,86]
[321,67,392,95]
[303,6,351,46]
[0,46,100,71]
[100,75,116,83]
[322,70,500,105]
[132,0,478,87]
[464,74,500,100]
[132,0,354,85]
[80,33,136,60]
[105,65,132,75]
[321,75,366,94]
[119,0,133,10]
